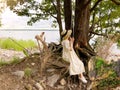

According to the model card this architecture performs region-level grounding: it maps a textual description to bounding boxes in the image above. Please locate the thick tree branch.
[111,0,120,5]
[90,0,102,12]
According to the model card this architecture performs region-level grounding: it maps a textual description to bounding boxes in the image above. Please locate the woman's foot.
[79,74,87,83]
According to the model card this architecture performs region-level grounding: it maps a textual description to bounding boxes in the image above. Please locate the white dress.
[62,39,85,75]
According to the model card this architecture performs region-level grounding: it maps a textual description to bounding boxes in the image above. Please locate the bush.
[99,71,120,88]
[95,57,105,70]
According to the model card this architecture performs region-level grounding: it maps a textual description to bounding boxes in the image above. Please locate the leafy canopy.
[2,0,120,35]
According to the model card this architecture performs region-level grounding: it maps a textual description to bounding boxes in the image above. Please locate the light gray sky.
[0,7,54,29]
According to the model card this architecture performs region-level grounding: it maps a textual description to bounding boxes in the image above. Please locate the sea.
[0,29,60,43]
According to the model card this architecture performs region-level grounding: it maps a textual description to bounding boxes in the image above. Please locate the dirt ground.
[0,48,120,90]
[0,48,64,90]
[0,53,41,90]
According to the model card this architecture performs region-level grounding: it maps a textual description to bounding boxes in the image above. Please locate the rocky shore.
[0,48,25,62]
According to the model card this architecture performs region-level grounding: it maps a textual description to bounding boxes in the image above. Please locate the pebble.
[35,83,44,90]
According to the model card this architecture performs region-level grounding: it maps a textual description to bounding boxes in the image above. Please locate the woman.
[61,30,87,83]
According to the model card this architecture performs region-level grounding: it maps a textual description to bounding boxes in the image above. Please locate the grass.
[24,67,32,77]
[0,38,36,51]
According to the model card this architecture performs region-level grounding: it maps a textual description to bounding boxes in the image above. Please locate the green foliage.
[94,57,120,88]
[90,0,120,35]
[5,0,64,27]
[4,0,120,37]
[0,38,36,51]
[3,0,120,50]
[98,71,120,88]
[24,67,32,77]
[95,57,105,70]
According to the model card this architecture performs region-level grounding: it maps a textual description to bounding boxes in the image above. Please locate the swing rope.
[9,37,31,56]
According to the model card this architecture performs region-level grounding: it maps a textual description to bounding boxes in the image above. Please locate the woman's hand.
[69,37,74,43]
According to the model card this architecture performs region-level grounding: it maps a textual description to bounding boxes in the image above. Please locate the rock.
[57,85,65,89]
[60,78,66,85]
[35,83,44,90]
[113,86,120,90]
[12,71,24,79]
[46,69,55,72]
[0,48,25,62]
[47,74,60,87]
[105,43,120,64]
[88,57,96,80]
[31,63,35,66]
[25,84,32,90]
[114,60,120,77]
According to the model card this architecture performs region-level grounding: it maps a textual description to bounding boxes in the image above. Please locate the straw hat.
[61,30,72,40]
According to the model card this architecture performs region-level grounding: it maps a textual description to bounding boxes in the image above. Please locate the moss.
[24,67,32,77]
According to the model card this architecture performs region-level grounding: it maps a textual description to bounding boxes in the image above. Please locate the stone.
[60,78,66,85]
[114,60,120,77]
[25,84,32,90]
[12,70,24,79]
[113,86,120,90]
[35,83,44,90]
[31,63,35,66]
[47,74,60,87]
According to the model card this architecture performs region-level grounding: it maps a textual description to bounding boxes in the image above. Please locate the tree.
[4,0,120,88]
[0,0,6,26]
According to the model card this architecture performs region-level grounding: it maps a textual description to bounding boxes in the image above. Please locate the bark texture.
[64,0,72,30]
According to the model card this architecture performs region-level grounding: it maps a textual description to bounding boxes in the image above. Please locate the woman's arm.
[69,37,74,51]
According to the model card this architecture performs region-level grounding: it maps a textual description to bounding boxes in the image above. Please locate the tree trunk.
[57,0,63,40]
[74,0,93,89]
[63,0,95,89]
[74,0,90,48]
[64,0,72,30]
